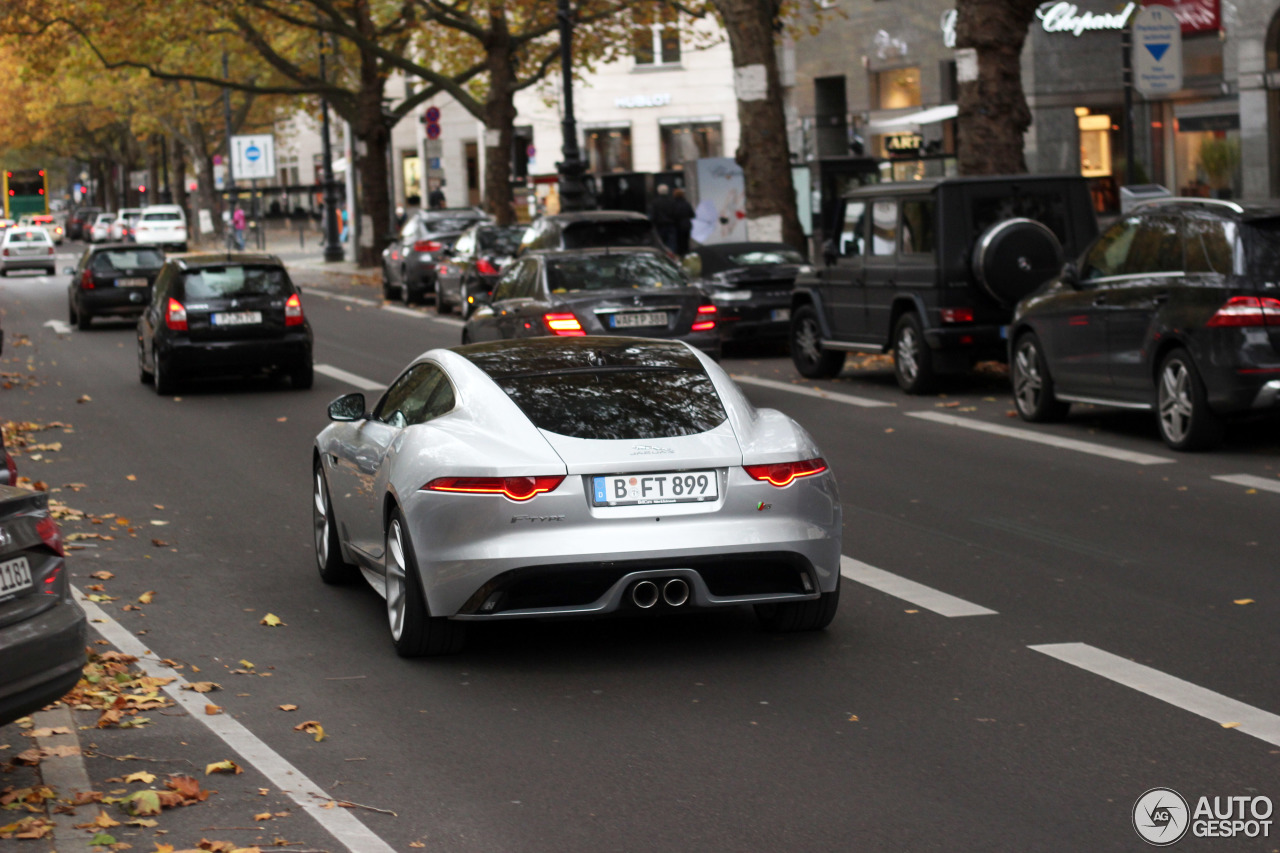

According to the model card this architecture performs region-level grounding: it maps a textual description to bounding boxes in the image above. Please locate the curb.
[32,705,98,852]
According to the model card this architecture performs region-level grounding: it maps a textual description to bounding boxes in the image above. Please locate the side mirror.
[327,392,366,422]
[822,239,837,267]
[1060,261,1080,289]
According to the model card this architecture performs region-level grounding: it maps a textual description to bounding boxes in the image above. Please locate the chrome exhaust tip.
[662,578,690,607]
[631,580,659,609]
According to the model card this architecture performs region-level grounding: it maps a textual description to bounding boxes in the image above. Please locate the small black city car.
[683,242,810,344]
[67,243,166,329]
[435,223,525,317]
[1009,198,1280,451]
[137,253,313,395]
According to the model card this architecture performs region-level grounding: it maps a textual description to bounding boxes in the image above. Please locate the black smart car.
[66,243,166,329]
[683,242,810,344]
[434,223,526,317]
[137,253,314,394]
[1009,198,1280,451]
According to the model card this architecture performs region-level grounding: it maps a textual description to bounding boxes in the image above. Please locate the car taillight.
[80,270,94,290]
[285,293,304,326]
[1,249,8,257]
[1206,296,1280,327]
[36,515,64,558]
[743,458,828,488]
[940,307,974,324]
[47,246,54,255]
[3,449,16,484]
[544,312,585,336]
[423,475,565,501]
[413,240,443,253]
[691,303,717,332]
[165,298,188,331]
[476,258,499,275]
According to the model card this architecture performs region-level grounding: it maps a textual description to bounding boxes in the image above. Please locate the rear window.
[477,227,524,254]
[968,190,1070,247]
[546,253,684,293]
[562,221,658,250]
[91,249,164,272]
[6,230,50,244]
[724,248,805,267]
[421,216,483,232]
[142,212,182,222]
[181,265,290,299]
[1241,219,1280,276]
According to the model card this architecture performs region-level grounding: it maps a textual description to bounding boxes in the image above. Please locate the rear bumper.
[78,288,150,316]
[718,302,791,341]
[2,258,55,272]
[0,597,86,726]
[926,323,1007,363]
[163,333,312,374]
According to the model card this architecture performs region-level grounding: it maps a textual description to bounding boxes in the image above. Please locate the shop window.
[660,123,722,170]
[586,127,633,173]
[633,7,680,67]
[874,67,921,110]
[1078,113,1113,178]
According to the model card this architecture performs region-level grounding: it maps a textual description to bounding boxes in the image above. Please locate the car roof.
[89,242,163,251]
[454,336,702,378]
[1129,197,1280,221]
[693,241,798,257]
[172,252,285,270]
[844,174,1085,197]
[530,246,671,263]
[541,210,651,224]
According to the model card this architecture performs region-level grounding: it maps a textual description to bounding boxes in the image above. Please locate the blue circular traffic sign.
[245,145,261,162]
[425,106,441,123]
[426,123,441,140]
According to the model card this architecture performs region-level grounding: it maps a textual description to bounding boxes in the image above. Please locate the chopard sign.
[1036,1,1136,36]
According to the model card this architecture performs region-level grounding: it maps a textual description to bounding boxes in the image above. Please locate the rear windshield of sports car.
[561,221,657,250]
[493,368,728,440]
[181,265,291,299]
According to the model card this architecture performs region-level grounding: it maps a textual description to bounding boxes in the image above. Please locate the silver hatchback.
[1,228,56,276]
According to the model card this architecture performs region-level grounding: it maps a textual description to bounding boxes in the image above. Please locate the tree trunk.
[171,136,189,218]
[954,0,1039,175]
[348,51,393,267]
[482,12,517,225]
[712,0,804,251]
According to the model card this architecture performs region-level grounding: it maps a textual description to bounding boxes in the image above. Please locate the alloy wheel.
[795,317,822,366]
[1013,339,1043,415]
[313,472,329,568]
[896,325,920,384]
[1159,360,1194,445]
[386,519,408,641]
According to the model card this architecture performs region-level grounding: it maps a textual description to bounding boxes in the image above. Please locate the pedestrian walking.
[232,204,246,250]
[648,184,679,253]
[672,187,695,256]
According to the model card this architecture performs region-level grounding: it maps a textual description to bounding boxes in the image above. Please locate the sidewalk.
[190,225,379,278]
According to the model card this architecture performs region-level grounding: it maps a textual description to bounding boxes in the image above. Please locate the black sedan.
[462,247,721,358]
[137,253,314,394]
[435,223,525,317]
[0,483,86,727]
[382,209,490,305]
[682,242,810,344]
[67,244,166,330]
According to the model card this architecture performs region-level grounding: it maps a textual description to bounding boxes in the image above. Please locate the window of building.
[874,66,921,110]
[586,126,633,173]
[633,6,680,67]
[660,122,722,170]
[1078,113,1113,178]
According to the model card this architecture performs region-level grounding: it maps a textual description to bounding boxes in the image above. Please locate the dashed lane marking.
[43,319,72,335]
[305,290,380,307]
[381,304,424,318]
[74,590,399,853]
[1212,474,1280,495]
[314,364,384,391]
[732,375,895,408]
[840,556,997,617]
[906,411,1175,465]
[1030,642,1280,748]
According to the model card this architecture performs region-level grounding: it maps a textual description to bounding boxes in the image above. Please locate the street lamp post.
[556,0,592,212]
[318,32,344,262]
[222,50,236,223]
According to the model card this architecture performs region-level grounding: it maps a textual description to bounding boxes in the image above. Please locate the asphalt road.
[2,247,1278,852]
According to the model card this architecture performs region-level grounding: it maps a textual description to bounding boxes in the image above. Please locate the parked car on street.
[0,482,86,727]
[312,335,841,656]
[462,247,721,358]
[683,242,810,345]
[1,431,16,486]
[89,213,115,243]
[21,214,63,244]
[381,208,491,305]
[67,206,101,241]
[1009,197,1280,451]
[434,223,525,317]
[0,227,56,276]
[137,253,313,394]
[517,210,670,257]
[133,205,188,251]
[109,207,144,242]
[790,175,1098,394]
[67,244,166,329]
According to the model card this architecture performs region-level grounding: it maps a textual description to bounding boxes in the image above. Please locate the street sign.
[426,123,441,140]
[425,139,443,158]
[230,134,276,181]
[425,106,441,123]
[1133,6,1182,98]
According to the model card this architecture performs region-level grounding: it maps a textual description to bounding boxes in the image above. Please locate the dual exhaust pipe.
[630,578,689,609]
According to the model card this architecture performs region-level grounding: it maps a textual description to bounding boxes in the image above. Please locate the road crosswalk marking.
[907,411,1175,465]
[840,556,997,617]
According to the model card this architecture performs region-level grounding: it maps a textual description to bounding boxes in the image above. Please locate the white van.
[133,205,188,251]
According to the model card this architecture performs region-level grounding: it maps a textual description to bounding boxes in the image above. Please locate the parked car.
[1,430,16,486]
[434,223,525,317]
[790,175,1098,394]
[66,206,101,241]
[89,213,115,243]
[312,335,840,656]
[22,215,63,244]
[109,207,144,242]
[137,253,313,394]
[462,247,721,358]
[0,219,14,233]
[0,482,87,727]
[683,242,810,345]
[381,208,491,305]
[67,244,166,330]
[1010,197,1280,451]
[133,206,188,251]
[517,210,670,257]
[0,228,56,276]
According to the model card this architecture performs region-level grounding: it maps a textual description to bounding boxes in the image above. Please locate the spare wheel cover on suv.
[971,218,1064,307]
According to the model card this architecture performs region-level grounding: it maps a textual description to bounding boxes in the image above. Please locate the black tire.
[69,300,78,325]
[790,304,845,378]
[381,264,395,300]
[1011,332,1069,422]
[76,306,92,331]
[401,273,417,306]
[755,580,840,632]
[137,337,153,384]
[291,362,314,390]
[313,463,358,585]
[435,279,452,315]
[153,352,180,395]
[385,510,466,657]
[892,313,936,395]
[1156,349,1225,451]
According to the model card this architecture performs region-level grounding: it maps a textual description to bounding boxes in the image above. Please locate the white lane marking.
[306,290,380,308]
[432,315,466,328]
[74,590,399,853]
[315,364,384,391]
[43,319,73,334]
[732,375,895,408]
[381,305,423,318]
[1212,474,1280,494]
[906,411,1175,465]
[840,555,997,617]
[1030,642,1280,748]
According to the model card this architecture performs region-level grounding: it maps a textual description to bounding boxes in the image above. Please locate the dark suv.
[1010,198,1280,451]
[790,175,1098,393]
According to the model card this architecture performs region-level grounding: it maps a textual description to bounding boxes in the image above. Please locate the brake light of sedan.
[413,240,444,254]
[743,458,829,488]
[544,312,585,336]
[79,270,94,289]
[422,475,566,501]
[165,298,188,331]
[691,303,717,332]
[1205,296,1280,327]
[476,258,500,275]
[285,293,305,326]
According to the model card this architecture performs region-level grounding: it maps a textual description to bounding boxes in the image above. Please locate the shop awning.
[865,104,959,133]
[1173,98,1239,133]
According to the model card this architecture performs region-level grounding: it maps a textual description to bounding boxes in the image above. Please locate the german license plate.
[591,470,718,506]
[771,308,791,322]
[610,312,667,329]
[117,278,147,287]
[211,311,262,326]
[0,556,32,598]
